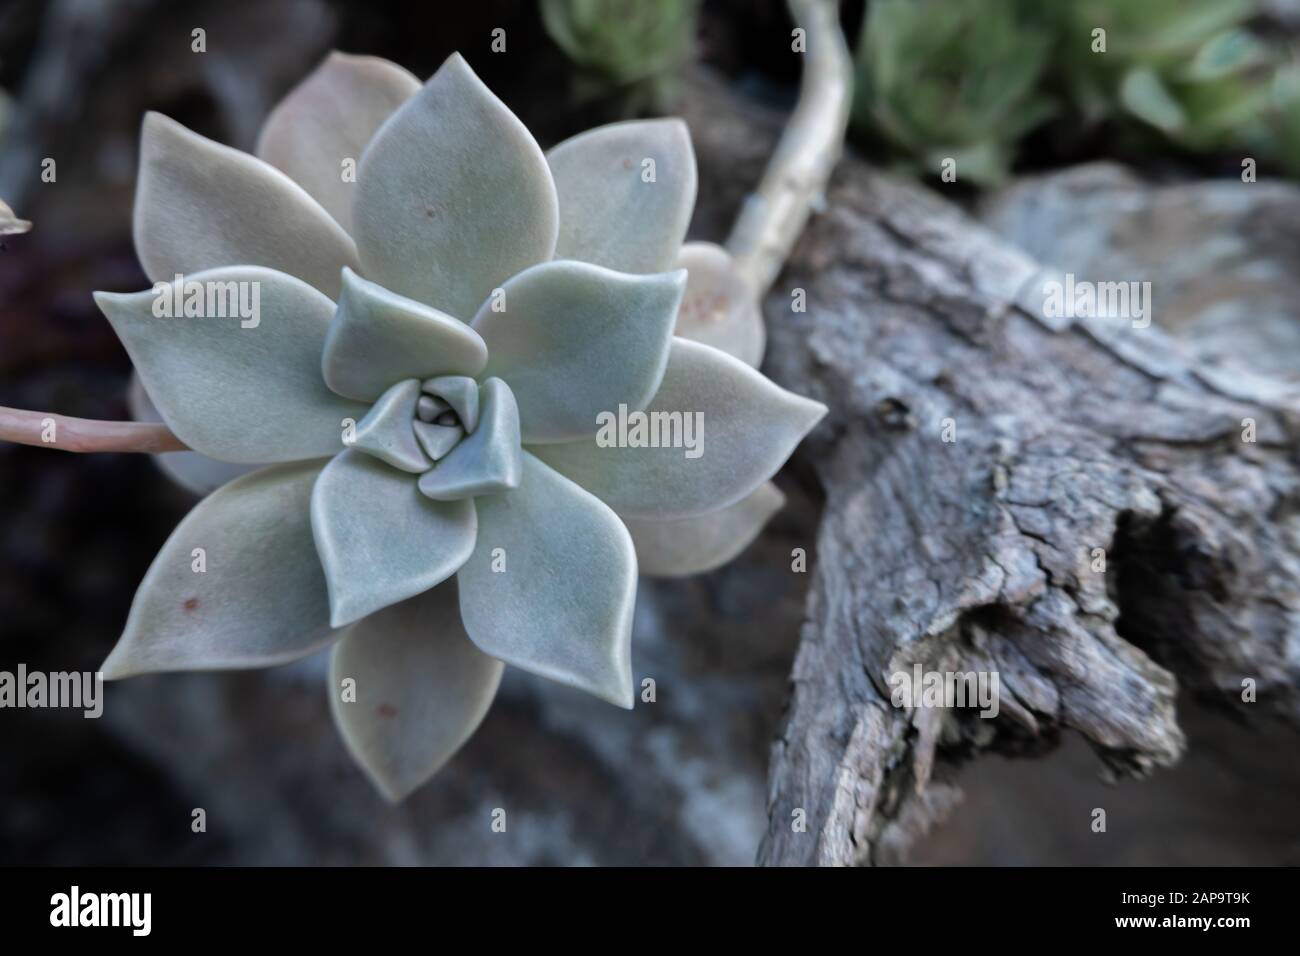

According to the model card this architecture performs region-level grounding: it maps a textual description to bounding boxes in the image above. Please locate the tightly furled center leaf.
[347,373,504,483]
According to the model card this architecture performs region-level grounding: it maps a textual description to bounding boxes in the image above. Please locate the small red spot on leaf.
[376,703,399,719]
[182,597,200,612]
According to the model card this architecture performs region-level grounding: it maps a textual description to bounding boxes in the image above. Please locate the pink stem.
[0,405,189,453]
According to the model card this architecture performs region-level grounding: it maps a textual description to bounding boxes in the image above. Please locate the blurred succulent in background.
[541,0,698,112]
[97,52,823,800]
[1052,0,1270,154]
[1256,61,1300,175]
[852,0,1300,184]
[851,0,1057,186]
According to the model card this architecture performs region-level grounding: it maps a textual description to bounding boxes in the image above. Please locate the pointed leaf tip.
[353,51,558,318]
[329,581,502,801]
[458,453,635,708]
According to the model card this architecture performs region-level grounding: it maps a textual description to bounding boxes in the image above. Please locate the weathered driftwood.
[682,72,1300,867]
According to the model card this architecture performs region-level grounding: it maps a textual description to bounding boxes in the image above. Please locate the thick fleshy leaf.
[547,119,696,274]
[625,481,785,577]
[422,375,479,433]
[413,421,463,460]
[672,242,765,368]
[418,378,521,501]
[353,53,558,318]
[311,449,476,628]
[533,338,827,519]
[350,379,430,474]
[322,267,488,403]
[101,461,336,678]
[96,267,369,464]
[127,373,256,495]
[256,52,420,235]
[473,261,686,443]
[329,581,503,801]
[458,452,635,707]
[134,112,358,298]
[96,269,366,463]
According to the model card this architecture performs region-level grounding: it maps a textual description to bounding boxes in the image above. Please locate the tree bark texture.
[681,71,1300,867]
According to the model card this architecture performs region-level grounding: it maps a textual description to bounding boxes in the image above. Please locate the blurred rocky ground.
[983,162,1300,388]
[1,0,1296,865]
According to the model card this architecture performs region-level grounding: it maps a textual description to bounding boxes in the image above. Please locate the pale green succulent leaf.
[413,421,463,461]
[127,372,256,495]
[350,379,430,474]
[626,480,784,577]
[101,462,336,678]
[96,267,369,464]
[546,119,696,274]
[1120,66,1187,133]
[458,452,635,707]
[134,112,357,299]
[353,53,558,318]
[533,338,826,519]
[1182,30,1267,82]
[329,580,502,802]
[473,260,684,443]
[311,449,477,628]
[671,242,764,368]
[418,378,521,501]
[256,52,420,235]
[322,267,488,403]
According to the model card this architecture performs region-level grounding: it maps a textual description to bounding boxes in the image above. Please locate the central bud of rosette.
[346,373,523,502]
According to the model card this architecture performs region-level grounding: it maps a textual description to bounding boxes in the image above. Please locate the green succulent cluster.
[852,0,1057,186]
[853,0,1296,185]
[541,0,699,112]
[1054,0,1271,154]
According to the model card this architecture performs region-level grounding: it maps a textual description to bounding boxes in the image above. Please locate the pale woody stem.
[726,0,853,299]
[0,405,188,453]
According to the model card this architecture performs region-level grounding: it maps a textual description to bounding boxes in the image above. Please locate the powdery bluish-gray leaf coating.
[547,118,697,274]
[473,260,686,443]
[672,241,765,368]
[625,481,786,577]
[256,52,420,235]
[418,378,521,501]
[353,53,559,318]
[102,461,336,678]
[329,580,502,802]
[311,449,476,628]
[322,268,488,403]
[96,267,369,464]
[134,112,358,299]
[534,338,827,519]
[349,379,430,474]
[458,452,635,708]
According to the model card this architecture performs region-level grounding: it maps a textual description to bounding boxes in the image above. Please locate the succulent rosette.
[96,52,825,800]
